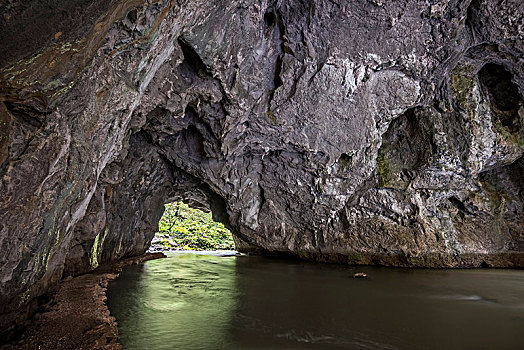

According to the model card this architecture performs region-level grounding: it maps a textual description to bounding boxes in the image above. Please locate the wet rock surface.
[0,252,164,350]
[0,0,523,333]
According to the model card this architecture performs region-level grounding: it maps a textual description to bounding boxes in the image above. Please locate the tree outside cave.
[150,202,235,251]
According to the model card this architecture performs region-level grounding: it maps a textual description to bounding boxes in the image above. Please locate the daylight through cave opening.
[150,201,235,251]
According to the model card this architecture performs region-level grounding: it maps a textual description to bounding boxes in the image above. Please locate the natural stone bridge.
[1,0,523,333]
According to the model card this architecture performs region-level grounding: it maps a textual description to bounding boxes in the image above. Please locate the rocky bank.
[0,0,523,335]
[1,253,164,349]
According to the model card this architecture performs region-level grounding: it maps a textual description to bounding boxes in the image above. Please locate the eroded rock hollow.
[1,0,523,330]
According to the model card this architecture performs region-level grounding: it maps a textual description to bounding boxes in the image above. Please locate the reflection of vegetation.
[152,202,235,250]
[107,254,238,349]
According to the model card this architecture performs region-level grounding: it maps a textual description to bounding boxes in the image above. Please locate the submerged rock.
[0,0,523,333]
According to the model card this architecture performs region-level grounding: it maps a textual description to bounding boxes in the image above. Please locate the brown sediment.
[1,252,165,350]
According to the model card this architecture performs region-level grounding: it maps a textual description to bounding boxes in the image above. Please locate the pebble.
[353,272,367,278]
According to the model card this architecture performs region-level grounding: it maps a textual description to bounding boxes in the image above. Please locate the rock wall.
[1,0,523,330]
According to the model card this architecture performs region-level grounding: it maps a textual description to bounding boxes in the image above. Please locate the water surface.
[107,252,524,349]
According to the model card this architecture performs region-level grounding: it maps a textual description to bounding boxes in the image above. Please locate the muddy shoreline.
[1,253,165,350]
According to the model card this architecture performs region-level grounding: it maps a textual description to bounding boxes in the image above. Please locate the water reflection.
[108,253,524,350]
[107,252,238,349]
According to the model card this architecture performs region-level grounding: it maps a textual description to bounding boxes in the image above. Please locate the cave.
[377,108,434,188]
[478,63,522,134]
[0,0,524,346]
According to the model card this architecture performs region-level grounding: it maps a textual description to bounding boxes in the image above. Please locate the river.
[106,252,524,349]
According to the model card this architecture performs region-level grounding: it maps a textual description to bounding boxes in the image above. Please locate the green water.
[107,252,524,349]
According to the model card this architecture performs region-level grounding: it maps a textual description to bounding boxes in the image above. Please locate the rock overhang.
[0,0,523,334]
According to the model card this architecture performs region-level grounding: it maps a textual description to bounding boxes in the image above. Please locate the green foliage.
[153,202,235,251]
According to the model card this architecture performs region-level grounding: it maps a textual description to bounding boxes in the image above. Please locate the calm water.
[107,252,524,350]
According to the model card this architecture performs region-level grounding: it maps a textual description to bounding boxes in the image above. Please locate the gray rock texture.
[1,0,523,332]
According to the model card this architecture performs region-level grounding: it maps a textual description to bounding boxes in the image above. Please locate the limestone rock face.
[1,0,523,329]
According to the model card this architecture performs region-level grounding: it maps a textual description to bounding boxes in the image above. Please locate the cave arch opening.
[150,200,236,252]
